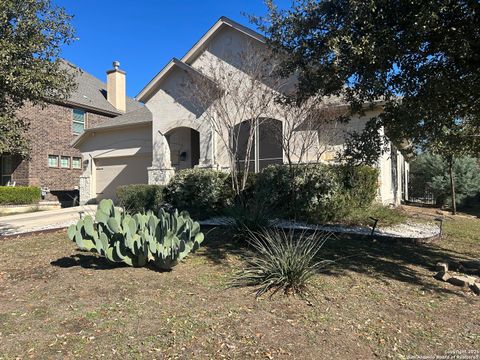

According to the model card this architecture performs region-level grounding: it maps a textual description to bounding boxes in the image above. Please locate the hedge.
[255,164,342,222]
[254,164,379,223]
[164,169,233,219]
[0,186,41,205]
[157,164,379,223]
[116,184,165,214]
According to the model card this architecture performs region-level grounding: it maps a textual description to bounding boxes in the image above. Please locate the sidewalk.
[0,205,97,236]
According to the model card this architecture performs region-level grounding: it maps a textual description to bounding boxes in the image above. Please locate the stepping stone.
[434,271,451,282]
[447,275,476,287]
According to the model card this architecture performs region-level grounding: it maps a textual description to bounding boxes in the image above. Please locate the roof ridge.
[137,16,265,101]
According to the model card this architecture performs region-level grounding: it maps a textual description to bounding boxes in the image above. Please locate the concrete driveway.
[0,205,97,237]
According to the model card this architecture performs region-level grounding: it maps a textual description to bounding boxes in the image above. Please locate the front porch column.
[148,166,175,185]
[79,175,92,205]
[150,129,175,185]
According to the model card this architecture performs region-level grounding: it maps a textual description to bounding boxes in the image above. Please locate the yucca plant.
[231,228,332,298]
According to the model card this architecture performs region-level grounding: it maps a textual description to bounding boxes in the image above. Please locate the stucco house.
[73,17,409,206]
[0,61,142,205]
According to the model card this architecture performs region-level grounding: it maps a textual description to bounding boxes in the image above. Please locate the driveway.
[0,205,97,237]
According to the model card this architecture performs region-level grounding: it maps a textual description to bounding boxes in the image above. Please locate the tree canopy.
[0,0,76,157]
[257,0,480,156]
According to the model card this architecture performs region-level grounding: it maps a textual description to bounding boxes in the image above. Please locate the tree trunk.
[448,156,456,215]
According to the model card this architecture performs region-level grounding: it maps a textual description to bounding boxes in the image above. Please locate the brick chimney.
[107,61,126,112]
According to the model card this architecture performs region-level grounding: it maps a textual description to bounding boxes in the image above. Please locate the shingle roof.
[92,106,152,129]
[61,60,143,114]
[71,106,152,147]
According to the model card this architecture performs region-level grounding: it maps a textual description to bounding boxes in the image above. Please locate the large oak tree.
[0,0,76,157]
[257,0,480,213]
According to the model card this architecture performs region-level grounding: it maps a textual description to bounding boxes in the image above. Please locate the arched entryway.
[165,127,200,171]
[232,118,283,172]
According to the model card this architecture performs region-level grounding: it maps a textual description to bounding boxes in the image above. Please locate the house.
[73,17,409,206]
[0,61,143,205]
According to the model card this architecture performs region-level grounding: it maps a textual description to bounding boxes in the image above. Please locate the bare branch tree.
[270,96,348,171]
[182,40,348,200]
[184,41,289,197]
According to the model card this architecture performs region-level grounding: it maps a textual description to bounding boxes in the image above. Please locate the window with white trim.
[72,109,86,134]
[61,156,71,169]
[72,157,82,169]
[48,155,59,168]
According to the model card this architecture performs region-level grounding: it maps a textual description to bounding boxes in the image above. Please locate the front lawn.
[0,216,479,359]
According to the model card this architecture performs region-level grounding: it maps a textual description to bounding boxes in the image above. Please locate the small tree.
[410,153,480,208]
[0,0,76,157]
[270,96,348,169]
[185,41,349,201]
[185,42,288,199]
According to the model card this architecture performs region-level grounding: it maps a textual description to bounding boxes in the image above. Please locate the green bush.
[0,186,40,205]
[116,184,165,214]
[255,164,342,222]
[254,164,379,223]
[333,165,379,209]
[67,199,204,270]
[164,169,233,219]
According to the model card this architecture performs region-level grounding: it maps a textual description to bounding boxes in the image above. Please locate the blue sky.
[56,0,291,98]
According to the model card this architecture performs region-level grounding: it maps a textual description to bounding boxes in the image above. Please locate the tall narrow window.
[61,156,71,169]
[390,143,398,202]
[72,157,82,169]
[0,155,13,185]
[232,118,283,172]
[48,155,59,168]
[72,109,86,134]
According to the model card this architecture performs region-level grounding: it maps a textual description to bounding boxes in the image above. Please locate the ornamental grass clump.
[232,228,332,298]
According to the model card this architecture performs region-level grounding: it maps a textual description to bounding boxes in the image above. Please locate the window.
[72,157,82,169]
[0,155,13,185]
[72,109,86,134]
[61,156,71,169]
[232,118,283,172]
[48,155,59,168]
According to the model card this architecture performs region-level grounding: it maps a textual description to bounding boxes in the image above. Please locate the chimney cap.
[113,60,120,70]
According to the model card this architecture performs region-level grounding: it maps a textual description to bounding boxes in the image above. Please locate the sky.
[56,0,292,98]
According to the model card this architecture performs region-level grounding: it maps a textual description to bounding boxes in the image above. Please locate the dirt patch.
[0,225,479,359]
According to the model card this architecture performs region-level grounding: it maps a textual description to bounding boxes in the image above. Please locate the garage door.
[95,155,152,202]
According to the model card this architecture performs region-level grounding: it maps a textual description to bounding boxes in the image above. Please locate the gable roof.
[71,106,152,147]
[61,60,143,115]
[136,16,265,102]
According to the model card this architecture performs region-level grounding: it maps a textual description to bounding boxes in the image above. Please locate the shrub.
[0,186,40,205]
[255,164,342,223]
[333,165,379,209]
[231,228,332,298]
[116,184,165,214]
[255,164,379,223]
[164,169,233,219]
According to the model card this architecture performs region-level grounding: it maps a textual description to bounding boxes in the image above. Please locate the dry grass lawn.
[0,213,479,359]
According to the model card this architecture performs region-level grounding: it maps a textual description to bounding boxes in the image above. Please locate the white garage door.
[95,155,152,202]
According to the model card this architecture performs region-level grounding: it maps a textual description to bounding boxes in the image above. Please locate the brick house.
[0,61,142,205]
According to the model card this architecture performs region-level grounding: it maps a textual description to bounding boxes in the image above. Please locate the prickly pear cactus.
[67,199,204,270]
